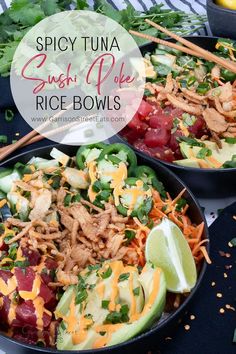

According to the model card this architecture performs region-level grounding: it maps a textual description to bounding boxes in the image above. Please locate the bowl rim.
[0,143,209,353]
[122,35,236,173]
[207,0,236,13]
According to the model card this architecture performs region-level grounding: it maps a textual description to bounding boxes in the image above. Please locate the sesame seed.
[225,265,232,270]
[184,325,190,331]
[225,253,231,258]
[15,132,20,136]
[211,282,216,286]
[224,273,228,278]
[226,304,235,311]
[219,308,225,314]
[217,293,223,298]
[190,315,195,320]
[228,242,233,248]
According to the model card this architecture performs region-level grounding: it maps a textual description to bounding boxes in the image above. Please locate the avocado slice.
[174,159,200,168]
[7,191,30,221]
[108,266,166,347]
[56,261,166,350]
[177,140,236,168]
[145,66,157,79]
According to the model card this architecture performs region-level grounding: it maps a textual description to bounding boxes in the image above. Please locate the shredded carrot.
[127,188,208,268]
[200,246,212,264]
[171,188,186,206]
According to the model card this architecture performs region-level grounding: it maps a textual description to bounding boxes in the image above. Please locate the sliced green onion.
[196,82,210,95]
[0,135,7,144]
[5,109,14,122]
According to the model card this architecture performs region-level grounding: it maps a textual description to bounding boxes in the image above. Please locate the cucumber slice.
[27,157,59,170]
[7,191,29,221]
[0,169,21,194]
[63,167,89,189]
[151,54,176,68]
[50,148,70,166]
[0,168,12,179]
[55,285,75,317]
[158,43,183,56]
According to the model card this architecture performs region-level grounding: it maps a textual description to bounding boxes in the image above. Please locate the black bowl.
[207,0,236,39]
[0,144,208,354]
[117,36,236,199]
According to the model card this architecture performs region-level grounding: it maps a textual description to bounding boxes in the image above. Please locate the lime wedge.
[145,218,197,293]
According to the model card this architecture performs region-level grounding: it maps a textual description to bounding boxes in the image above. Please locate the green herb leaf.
[14,260,29,268]
[101,300,110,309]
[229,238,236,247]
[92,180,102,193]
[5,109,14,122]
[196,82,210,95]
[182,113,196,127]
[107,155,122,165]
[104,311,122,324]
[88,263,102,272]
[146,218,154,229]
[225,137,236,144]
[51,175,61,189]
[76,0,89,10]
[196,147,212,159]
[101,266,112,279]
[177,136,205,147]
[124,230,136,244]
[64,193,72,206]
[0,135,8,144]
[171,118,179,134]
[8,242,18,260]
[118,272,130,282]
[75,289,88,305]
[222,155,236,168]
[133,287,140,296]
[12,291,20,304]
[4,234,14,244]
[104,304,130,324]
[144,88,152,97]
[176,198,187,212]
[77,275,87,292]
[187,76,197,87]
[61,321,66,331]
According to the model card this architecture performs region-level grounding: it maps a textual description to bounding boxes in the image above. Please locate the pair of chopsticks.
[0,103,77,162]
[130,19,236,74]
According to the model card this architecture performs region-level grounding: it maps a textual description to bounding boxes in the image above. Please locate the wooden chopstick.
[129,30,199,57]
[0,128,39,162]
[0,120,79,155]
[145,19,236,73]
[0,110,98,161]
[0,103,73,162]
